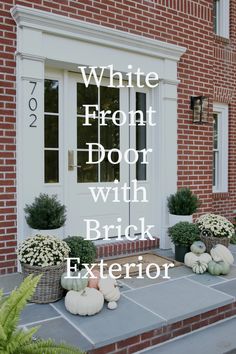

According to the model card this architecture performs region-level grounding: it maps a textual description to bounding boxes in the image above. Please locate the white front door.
[66,74,130,239]
[49,72,155,240]
[20,69,157,243]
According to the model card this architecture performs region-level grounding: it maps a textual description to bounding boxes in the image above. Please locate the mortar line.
[121,292,167,321]
[50,303,95,345]
[18,315,62,327]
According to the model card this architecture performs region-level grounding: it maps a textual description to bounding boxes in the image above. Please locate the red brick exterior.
[0,0,235,273]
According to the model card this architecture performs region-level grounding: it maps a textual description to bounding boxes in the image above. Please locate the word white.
[84,217,155,241]
[89,179,147,203]
[87,143,152,165]
[65,257,175,280]
[83,104,156,127]
[78,64,159,88]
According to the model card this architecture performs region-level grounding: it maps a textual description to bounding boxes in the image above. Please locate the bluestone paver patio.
[1,247,236,352]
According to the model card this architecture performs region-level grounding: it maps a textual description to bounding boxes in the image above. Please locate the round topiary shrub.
[24,193,66,230]
[168,221,200,247]
[64,236,97,269]
[167,188,200,216]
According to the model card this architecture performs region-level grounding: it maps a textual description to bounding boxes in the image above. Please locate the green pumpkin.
[61,269,88,291]
[208,260,230,276]
[190,241,206,255]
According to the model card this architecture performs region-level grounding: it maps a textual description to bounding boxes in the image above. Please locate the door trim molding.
[11,5,186,62]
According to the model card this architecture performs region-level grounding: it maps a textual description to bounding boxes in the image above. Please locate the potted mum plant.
[168,221,200,262]
[24,193,66,237]
[17,234,70,303]
[195,213,235,252]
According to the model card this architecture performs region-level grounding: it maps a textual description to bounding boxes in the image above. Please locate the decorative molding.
[15,51,46,62]
[159,78,180,85]
[11,5,186,62]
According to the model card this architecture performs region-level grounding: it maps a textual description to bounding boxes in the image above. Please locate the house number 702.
[29,81,38,128]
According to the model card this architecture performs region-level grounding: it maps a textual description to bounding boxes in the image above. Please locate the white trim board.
[11,5,186,63]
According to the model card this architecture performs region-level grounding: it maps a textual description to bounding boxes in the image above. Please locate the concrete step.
[138,316,236,354]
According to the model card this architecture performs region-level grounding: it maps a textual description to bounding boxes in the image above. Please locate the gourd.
[210,244,234,265]
[192,261,208,274]
[98,277,120,302]
[184,252,212,268]
[88,270,100,289]
[190,241,206,255]
[107,301,118,310]
[65,288,104,316]
[61,269,88,291]
[208,260,230,276]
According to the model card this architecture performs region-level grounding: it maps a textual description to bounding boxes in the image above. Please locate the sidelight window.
[44,79,59,183]
[136,92,147,181]
[213,103,228,192]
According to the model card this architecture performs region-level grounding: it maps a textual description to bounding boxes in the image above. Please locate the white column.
[156,78,179,249]
[16,53,45,244]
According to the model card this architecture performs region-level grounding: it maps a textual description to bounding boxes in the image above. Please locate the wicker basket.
[200,232,229,253]
[21,262,66,303]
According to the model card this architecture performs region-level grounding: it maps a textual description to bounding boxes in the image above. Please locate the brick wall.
[0,0,235,273]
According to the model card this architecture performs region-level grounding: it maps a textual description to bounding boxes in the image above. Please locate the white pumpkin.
[98,277,120,302]
[210,244,234,265]
[192,261,208,274]
[65,288,104,316]
[107,301,118,310]
[184,252,212,268]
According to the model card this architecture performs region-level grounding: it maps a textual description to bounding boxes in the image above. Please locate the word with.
[89,179,147,203]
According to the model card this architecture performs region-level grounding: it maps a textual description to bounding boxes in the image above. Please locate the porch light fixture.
[190,96,209,123]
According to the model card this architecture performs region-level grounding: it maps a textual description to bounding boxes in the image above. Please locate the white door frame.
[12,5,186,249]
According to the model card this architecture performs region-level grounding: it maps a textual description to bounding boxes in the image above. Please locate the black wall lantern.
[190,96,209,123]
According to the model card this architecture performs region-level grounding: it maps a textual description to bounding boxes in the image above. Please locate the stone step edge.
[96,238,160,259]
[88,301,236,354]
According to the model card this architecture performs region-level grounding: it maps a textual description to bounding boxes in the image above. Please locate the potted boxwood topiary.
[24,193,66,237]
[64,236,97,270]
[168,221,200,262]
[167,188,200,225]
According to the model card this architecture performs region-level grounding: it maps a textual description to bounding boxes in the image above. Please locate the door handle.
[68,150,82,171]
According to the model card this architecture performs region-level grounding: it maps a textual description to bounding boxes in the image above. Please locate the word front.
[66,257,175,280]
[83,104,156,126]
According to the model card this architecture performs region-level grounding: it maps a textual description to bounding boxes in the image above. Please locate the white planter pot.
[30,227,64,238]
[168,214,193,251]
[169,214,193,227]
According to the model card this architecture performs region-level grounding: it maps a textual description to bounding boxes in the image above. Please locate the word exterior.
[66,257,175,280]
